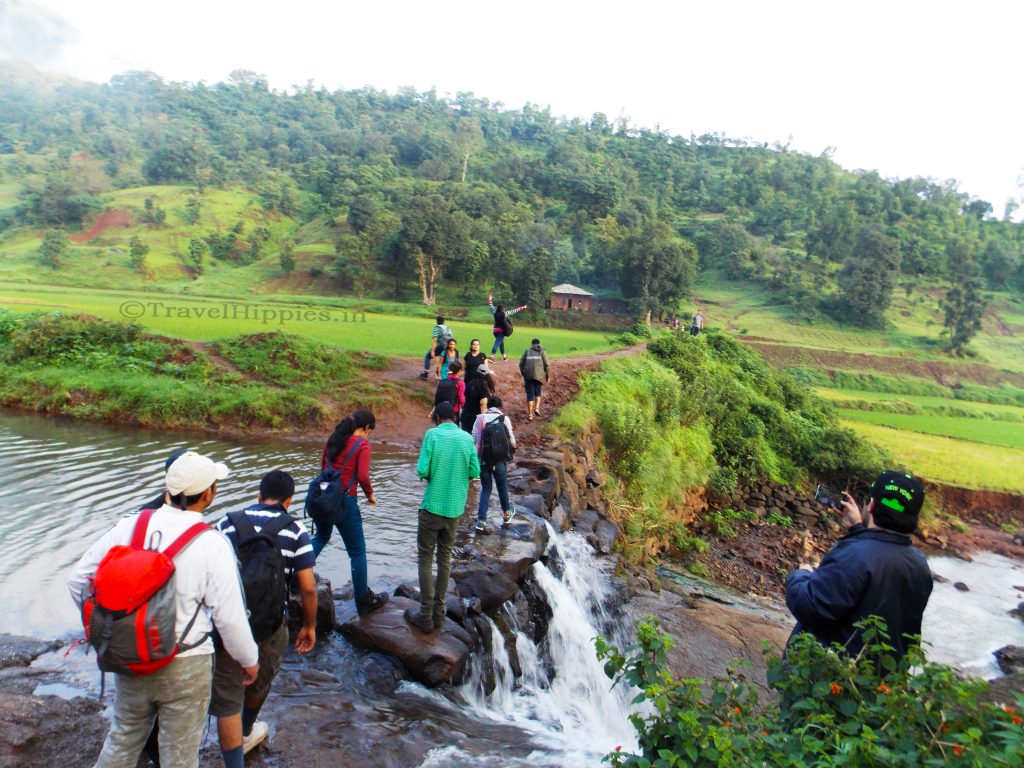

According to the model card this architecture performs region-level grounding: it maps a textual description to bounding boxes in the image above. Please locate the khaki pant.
[417,509,460,619]
[95,653,213,768]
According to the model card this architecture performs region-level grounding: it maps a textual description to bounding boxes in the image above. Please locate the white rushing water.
[419,526,638,767]
[924,552,1024,678]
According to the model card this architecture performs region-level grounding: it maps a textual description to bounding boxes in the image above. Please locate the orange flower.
[733,706,742,715]
[876,683,892,695]
[724,721,730,728]
[953,745,964,757]
[939,722,949,733]
[614,746,622,752]
[1014,715,1022,726]
[761,730,769,736]
[830,683,842,695]
[1004,705,1017,714]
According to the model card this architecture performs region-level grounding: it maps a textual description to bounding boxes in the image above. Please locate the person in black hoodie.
[785,471,933,661]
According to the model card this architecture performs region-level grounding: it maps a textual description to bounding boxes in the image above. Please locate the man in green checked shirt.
[406,401,480,634]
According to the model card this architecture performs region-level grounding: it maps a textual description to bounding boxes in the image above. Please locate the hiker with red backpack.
[487,292,526,361]
[67,451,257,768]
[306,410,389,616]
[210,470,317,763]
[472,395,517,533]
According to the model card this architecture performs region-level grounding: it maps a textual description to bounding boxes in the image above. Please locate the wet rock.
[572,509,600,534]
[338,596,473,687]
[588,519,621,554]
[994,645,1024,675]
[289,576,335,632]
[1014,586,1024,592]
[549,502,571,533]
[953,582,970,592]
[513,493,546,517]
[0,635,61,670]
[359,652,409,694]
[0,693,106,767]
[452,562,518,613]
[1010,602,1024,622]
[931,571,951,584]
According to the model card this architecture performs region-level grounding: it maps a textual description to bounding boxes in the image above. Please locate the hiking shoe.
[419,370,429,380]
[528,412,534,422]
[356,589,390,616]
[502,354,509,361]
[475,520,486,533]
[502,507,517,527]
[242,720,269,754]
[404,606,435,634]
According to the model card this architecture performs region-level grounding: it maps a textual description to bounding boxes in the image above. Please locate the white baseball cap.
[165,451,229,496]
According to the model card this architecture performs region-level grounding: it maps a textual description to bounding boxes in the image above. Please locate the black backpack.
[502,316,514,337]
[434,378,458,408]
[304,438,365,520]
[226,511,295,642]
[481,414,513,464]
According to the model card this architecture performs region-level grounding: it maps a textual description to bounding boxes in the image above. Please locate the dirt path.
[371,343,645,449]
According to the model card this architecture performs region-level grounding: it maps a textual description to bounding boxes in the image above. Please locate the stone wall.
[720,482,841,535]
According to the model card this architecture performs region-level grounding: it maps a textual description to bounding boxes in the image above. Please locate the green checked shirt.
[417,422,480,518]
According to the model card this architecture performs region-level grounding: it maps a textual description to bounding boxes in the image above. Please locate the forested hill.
[1,61,1021,335]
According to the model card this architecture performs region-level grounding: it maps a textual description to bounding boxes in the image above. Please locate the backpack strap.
[257,512,295,541]
[130,509,155,550]
[227,511,257,544]
[340,438,365,493]
[162,522,213,560]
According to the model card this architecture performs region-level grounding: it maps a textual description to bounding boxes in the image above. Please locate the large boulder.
[994,645,1024,675]
[588,518,621,554]
[451,561,519,614]
[337,596,474,687]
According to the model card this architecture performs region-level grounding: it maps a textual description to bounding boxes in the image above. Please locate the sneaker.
[419,370,428,380]
[356,589,390,616]
[502,354,509,361]
[528,412,534,422]
[475,520,486,533]
[403,605,435,634]
[502,506,517,527]
[242,720,269,754]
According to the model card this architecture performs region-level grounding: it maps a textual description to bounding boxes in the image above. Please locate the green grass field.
[0,283,616,359]
[815,387,1024,420]
[841,420,1024,494]
[837,409,1024,450]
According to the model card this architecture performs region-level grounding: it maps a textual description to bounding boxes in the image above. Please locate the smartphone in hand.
[814,484,842,511]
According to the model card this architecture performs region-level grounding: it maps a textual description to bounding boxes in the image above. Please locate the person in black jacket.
[785,470,932,661]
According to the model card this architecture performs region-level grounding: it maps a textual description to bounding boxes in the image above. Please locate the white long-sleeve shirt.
[67,504,258,668]
[472,408,517,454]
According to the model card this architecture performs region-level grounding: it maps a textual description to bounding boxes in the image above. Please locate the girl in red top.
[310,409,389,615]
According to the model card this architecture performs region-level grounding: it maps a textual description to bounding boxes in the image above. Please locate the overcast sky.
[3,0,1021,217]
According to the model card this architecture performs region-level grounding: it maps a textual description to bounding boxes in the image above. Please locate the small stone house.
[550,283,594,311]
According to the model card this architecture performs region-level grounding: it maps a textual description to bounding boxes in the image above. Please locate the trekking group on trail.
[69,290,536,768]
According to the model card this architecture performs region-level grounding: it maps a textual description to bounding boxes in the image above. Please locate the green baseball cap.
[870,470,925,517]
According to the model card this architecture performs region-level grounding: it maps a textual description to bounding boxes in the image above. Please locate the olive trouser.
[416,508,460,619]
[94,653,213,768]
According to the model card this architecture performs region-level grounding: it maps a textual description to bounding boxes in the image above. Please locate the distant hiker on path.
[211,470,317,764]
[463,338,487,383]
[519,337,550,422]
[785,470,933,661]
[68,451,257,768]
[310,410,389,615]
[472,395,517,532]
[690,309,704,336]
[461,361,496,433]
[432,360,465,421]
[437,337,460,380]
[488,292,526,361]
[407,402,479,634]
[420,315,453,380]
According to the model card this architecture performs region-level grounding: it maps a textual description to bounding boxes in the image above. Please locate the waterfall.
[453,526,639,766]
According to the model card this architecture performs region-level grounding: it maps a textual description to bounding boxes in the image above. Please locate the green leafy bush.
[5,312,143,364]
[598,618,1024,767]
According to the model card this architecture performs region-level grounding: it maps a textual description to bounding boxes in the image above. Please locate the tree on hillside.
[186,238,205,276]
[398,195,472,305]
[512,246,556,312]
[830,224,900,327]
[941,239,987,356]
[129,236,150,272]
[38,228,68,269]
[619,221,697,323]
[454,118,485,183]
[279,240,295,275]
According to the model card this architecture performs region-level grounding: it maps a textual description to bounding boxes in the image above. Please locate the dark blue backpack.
[304,438,365,519]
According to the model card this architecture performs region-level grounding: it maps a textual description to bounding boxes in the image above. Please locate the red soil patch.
[746,340,1024,389]
[72,209,132,243]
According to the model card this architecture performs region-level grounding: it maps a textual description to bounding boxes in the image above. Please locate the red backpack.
[82,509,211,675]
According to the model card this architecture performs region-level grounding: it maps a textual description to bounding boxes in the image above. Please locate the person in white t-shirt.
[68,451,258,768]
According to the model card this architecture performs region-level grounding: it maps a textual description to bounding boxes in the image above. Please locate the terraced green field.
[836,409,1024,450]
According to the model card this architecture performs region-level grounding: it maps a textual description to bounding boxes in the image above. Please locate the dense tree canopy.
[1,62,1021,331]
